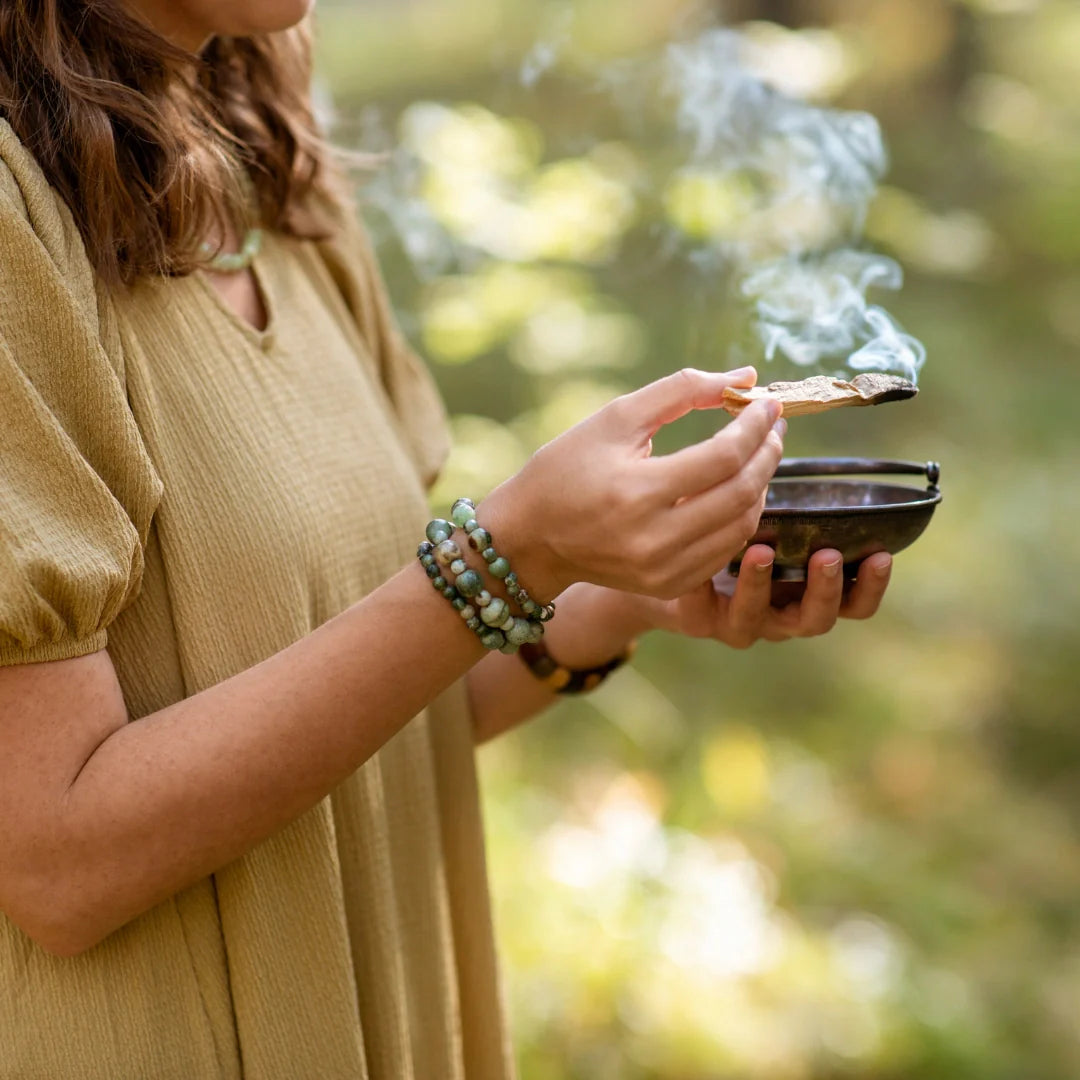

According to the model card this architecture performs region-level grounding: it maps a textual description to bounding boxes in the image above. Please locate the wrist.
[477,478,565,604]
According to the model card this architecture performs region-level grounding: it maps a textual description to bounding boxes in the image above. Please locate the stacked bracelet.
[418,498,554,653]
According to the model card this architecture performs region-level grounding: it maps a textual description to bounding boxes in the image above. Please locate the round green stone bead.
[432,576,447,591]
[500,612,515,632]
[521,598,539,616]
[459,605,476,621]
[425,564,440,579]
[418,541,434,557]
[480,597,509,627]
[452,597,467,611]
[420,554,435,569]
[442,586,456,600]
[505,617,532,646]
[450,503,475,528]
[466,616,481,631]
[506,583,520,597]
[434,540,462,566]
[527,620,545,643]
[504,572,518,587]
[426,519,452,544]
[499,642,519,655]
[456,569,483,597]
[449,559,467,576]
[481,547,498,564]
[463,519,479,534]
[467,528,492,552]
[475,590,492,608]
[479,629,506,651]
[489,557,511,580]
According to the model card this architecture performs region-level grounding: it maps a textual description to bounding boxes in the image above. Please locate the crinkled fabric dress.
[0,119,514,1080]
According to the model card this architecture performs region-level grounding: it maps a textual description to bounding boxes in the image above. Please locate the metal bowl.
[730,458,942,585]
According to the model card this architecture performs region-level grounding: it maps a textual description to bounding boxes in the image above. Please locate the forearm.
[467,584,654,743]
[50,562,484,953]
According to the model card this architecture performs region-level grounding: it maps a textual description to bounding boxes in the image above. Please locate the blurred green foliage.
[317,1,1080,1076]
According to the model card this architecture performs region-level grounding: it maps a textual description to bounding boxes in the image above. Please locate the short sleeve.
[315,207,451,490]
[0,133,163,666]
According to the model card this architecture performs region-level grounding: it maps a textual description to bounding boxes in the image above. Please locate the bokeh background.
[316,1,1080,1076]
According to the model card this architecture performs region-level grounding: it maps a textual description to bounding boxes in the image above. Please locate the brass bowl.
[730,458,942,589]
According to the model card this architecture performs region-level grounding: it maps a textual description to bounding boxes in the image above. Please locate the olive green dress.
[0,119,514,1080]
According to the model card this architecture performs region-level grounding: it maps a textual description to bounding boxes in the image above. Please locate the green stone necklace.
[200,227,264,274]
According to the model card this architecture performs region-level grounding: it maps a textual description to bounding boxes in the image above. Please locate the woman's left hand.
[643,545,893,649]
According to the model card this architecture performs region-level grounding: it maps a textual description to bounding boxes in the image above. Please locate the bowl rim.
[764,477,943,517]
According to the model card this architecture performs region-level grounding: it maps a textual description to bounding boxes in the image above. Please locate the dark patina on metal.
[730,458,942,598]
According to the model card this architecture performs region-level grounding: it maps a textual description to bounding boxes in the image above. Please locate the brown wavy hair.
[0,2,342,285]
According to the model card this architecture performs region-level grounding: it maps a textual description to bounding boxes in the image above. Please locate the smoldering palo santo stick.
[720,373,918,418]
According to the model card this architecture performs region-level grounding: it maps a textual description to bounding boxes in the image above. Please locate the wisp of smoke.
[358,23,926,384]
[666,30,925,383]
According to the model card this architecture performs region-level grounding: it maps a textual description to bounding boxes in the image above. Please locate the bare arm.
[1,564,483,957]
[0,368,781,957]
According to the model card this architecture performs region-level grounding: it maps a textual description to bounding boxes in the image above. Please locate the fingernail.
[823,559,842,579]
[872,555,892,577]
[756,556,774,573]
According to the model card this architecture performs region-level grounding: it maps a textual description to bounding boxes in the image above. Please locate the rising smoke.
[358,23,926,384]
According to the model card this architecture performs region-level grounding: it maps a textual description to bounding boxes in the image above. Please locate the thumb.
[611,366,757,437]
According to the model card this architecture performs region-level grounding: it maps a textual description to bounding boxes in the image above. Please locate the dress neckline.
[192,233,278,351]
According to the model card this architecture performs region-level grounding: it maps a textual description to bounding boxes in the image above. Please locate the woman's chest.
[113,247,429,643]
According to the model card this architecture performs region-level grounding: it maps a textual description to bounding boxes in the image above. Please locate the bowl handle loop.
[775,458,940,493]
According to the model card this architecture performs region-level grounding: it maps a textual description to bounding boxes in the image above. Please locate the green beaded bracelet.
[448,498,556,623]
[419,502,551,651]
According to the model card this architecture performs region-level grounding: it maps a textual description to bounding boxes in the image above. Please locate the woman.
[0,2,892,1077]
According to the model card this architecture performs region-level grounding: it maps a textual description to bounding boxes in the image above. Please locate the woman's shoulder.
[0,116,107,335]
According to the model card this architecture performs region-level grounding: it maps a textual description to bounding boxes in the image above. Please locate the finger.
[609,366,758,440]
[670,419,784,539]
[840,552,892,620]
[792,549,846,636]
[651,401,785,498]
[725,545,776,646]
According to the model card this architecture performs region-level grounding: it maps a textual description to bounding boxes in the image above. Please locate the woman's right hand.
[480,366,786,602]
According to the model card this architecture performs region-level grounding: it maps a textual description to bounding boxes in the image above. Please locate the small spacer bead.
[420,554,436,569]
[452,496,475,511]
[468,528,492,552]
[418,541,435,557]
[482,547,498,564]
[480,629,506,651]
[475,590,492,608]
[506,583,520,597]
[432,576,447,591]
[452,597,467,611]
[460,605,476,621]
[504,572,518,587]
[500,612,515,632]
[425,564,440,579]
[426,519,453,544]
[442,586,456,600]
[449,559,468,576]
[521,598,539,616]
[489,557,511,580]
[466,616,482,631]
[463,518,479,534]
